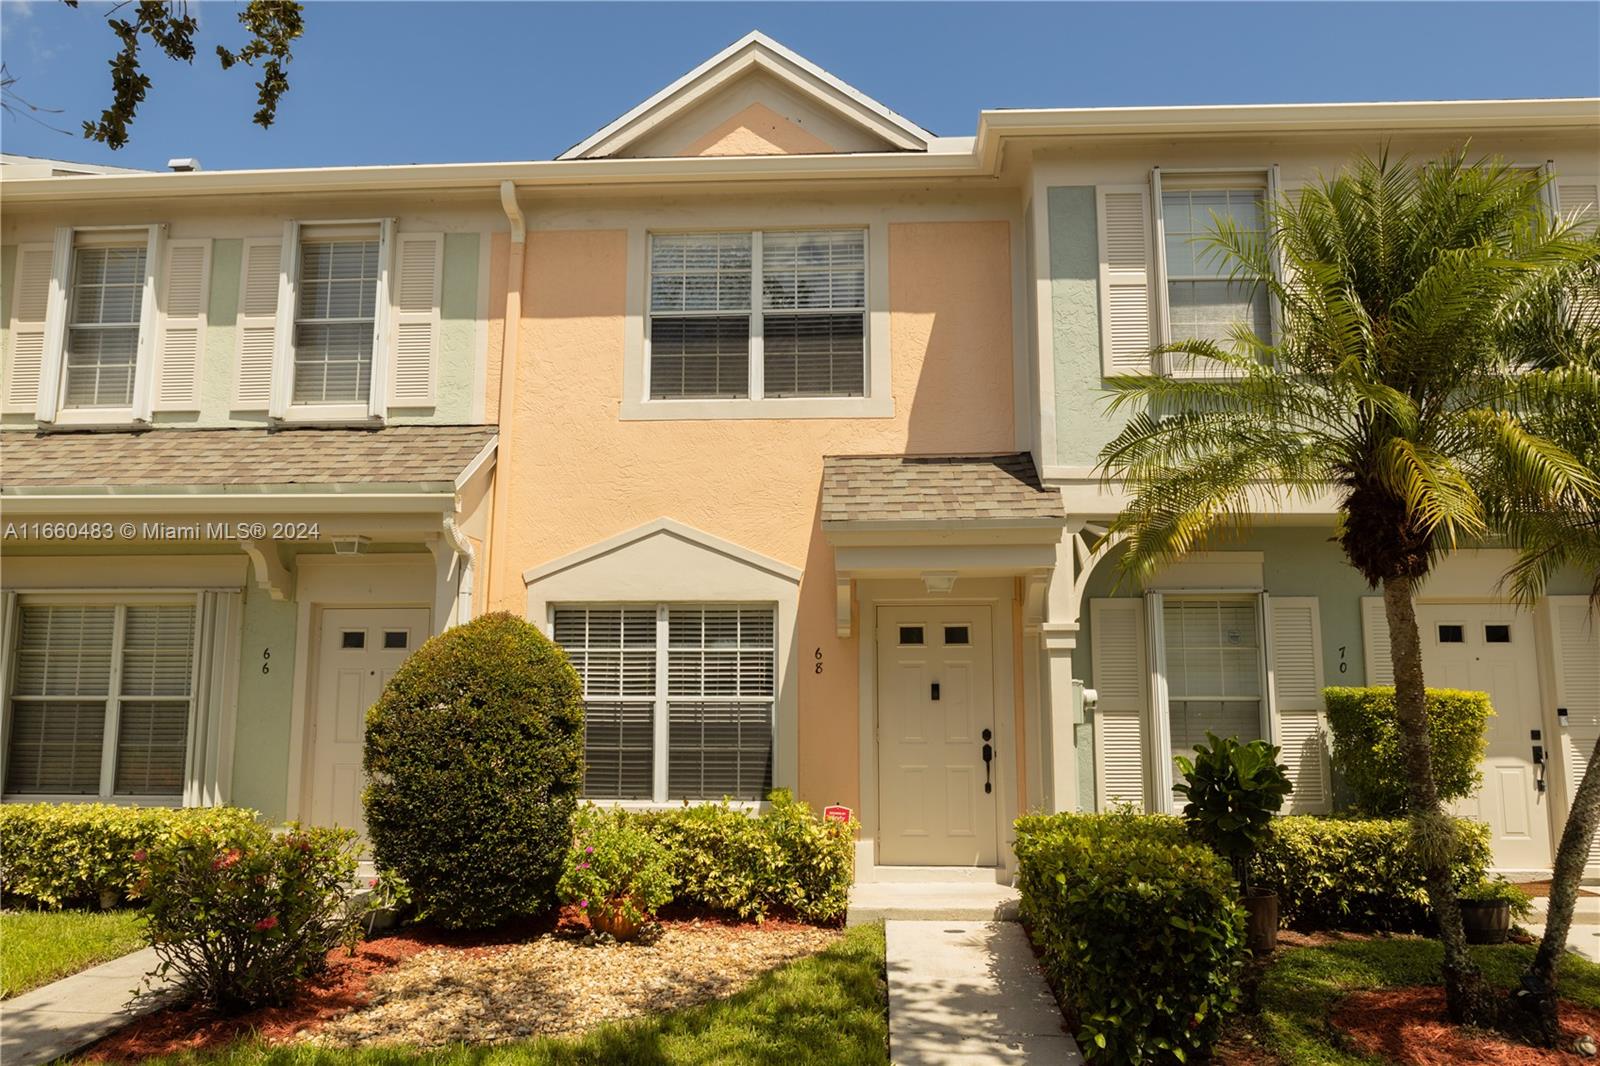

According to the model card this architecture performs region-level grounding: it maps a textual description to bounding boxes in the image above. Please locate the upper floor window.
[63,242,148,409]
[292,237,381,406]
[1159,186,1270,348]
[647,229,866,402]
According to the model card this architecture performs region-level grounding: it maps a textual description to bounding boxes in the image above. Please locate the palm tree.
[1096,148,1600,1027]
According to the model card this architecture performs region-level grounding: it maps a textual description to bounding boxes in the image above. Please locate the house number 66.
[261,648,271,675]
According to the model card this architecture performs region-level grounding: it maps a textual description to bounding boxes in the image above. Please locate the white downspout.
[488,180,526,612]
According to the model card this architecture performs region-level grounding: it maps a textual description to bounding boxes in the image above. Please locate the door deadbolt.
[931,682,940,701]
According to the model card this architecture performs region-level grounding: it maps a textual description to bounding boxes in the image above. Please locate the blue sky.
[2,1,1596,171]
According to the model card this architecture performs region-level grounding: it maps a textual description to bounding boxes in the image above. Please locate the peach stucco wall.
[681,102,836,156]
[491,220,1016,811]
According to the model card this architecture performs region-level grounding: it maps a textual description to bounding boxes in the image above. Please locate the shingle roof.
[820,453,1064,526]
[1,426,496,492]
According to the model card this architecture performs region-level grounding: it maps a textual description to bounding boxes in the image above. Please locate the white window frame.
[622,219,892,421]
[1146,589,1272,811]
[37,225,164,427]
[1151,167,1279,379]
[269,218,395,423]
[552,601,779,808]
[1,592,202,806]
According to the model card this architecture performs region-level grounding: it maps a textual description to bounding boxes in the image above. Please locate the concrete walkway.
[1526,894,1600,963]
[0,947,177,1066]
[886,921,1082,1065]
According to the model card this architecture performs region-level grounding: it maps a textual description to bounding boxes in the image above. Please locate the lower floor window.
[1162,597,1265,759]
[553,603,775,803]
[5,601,197,799]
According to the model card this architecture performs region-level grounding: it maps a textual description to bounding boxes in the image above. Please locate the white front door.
[876,605,998,866]
[309,607,429,833]
[1417,604,1552,871]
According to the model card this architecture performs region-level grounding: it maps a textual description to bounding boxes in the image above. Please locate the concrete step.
[848,881,1021,925]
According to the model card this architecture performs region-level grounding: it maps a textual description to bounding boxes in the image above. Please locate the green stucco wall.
[4,232,481,431]
[1048,186,1131,469]
[229,584,298,821]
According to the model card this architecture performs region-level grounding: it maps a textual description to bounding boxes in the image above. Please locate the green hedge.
[1324,686,1490,814]
[0,804,259,908]
[628,790,855,924]
[1015,811,1244,1064]
[1251,815,1492,932]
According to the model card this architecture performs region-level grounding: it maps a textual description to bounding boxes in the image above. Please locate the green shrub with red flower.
[136,818,366,1013]
[557,806,676,939]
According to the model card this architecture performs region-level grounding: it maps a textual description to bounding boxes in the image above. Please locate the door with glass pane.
[1161,597,1266,803]
[308,608,427,833]
[876,605,997,866]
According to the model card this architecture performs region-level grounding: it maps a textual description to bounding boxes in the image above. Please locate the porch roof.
[820,453,1065,530]
[0,425,497,495]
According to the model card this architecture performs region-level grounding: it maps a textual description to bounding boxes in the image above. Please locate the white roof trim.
[522,517,803,585]
[559,31,932,160]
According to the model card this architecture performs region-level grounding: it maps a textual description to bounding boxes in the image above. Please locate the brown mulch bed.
[1331,986,1600,1065]
[1518,881,1600,899]
[82,909,839,1059]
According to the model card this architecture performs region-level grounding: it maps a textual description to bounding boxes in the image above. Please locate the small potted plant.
[1458,876,1533,945]
[1175,732,1294,955]
[558,806,676,942]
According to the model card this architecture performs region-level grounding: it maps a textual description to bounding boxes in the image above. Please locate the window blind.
[649,234,752,400]
[293,240,380,405]
[1160,188,1269,374]
[114,605,195,796]
[1161,598,1264,759]
[64,245,146,409]
[761,230,865,397]
[554,607,657,800]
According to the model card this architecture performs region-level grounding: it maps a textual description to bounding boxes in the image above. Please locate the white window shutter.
[233,238,281,410]
[1361,596,1394,686]
[1547,597,1600,873]
[152,238,210,412]
[2,242,56,414]
[1095,185,1154,376]
[129,224,165,422]
[268,220,300,419]
[1266,595,1329,812]
[388,231,442,407]
[367,217,396,420]
[1557,177,1599,230]
[1090,597,1148,810]
[33,226,73,423]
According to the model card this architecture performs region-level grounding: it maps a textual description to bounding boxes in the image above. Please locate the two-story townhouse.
[0,175,499,830]
[3,32,1596,882]
[1027,104,1600,876]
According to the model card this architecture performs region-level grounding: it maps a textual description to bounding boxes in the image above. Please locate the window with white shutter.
[1266,596,1329,813]
[554,603,776,804]
[1089,597,1148,810]
[1161,597,1266,759]
[388,232,442,406]
[4,600,197,800]
[1547,596,1600,873]
[647,229,867,402]
[1096,186,1154,376]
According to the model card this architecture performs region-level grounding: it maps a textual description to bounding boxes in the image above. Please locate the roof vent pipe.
[166,158,201,172]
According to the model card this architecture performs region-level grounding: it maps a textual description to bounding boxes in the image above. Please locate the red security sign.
[823,805,853,823]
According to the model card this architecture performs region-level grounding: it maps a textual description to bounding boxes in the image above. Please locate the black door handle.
[1532,744,1547,793]
[981,727,993,794]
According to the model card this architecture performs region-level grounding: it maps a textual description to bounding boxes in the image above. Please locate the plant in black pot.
[1457,876,1534,945]
[1175,732,1293,955]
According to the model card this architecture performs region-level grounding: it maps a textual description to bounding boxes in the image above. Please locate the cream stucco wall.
[492,218,1018,811]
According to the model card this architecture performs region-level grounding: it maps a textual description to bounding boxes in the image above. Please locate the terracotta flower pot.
[591,902,643,941]
[1460,901,1511,945]
[1242,888,1279,955]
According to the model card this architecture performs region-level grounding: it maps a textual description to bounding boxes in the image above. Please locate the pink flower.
[369,877,379,887]
[254,915,279,931]
[584,846,594,854]
[578,899,588,908]
[577,861,590,869]
[213,849,242,870]
[132,849,148,863]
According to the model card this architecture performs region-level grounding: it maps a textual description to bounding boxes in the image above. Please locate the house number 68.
[814,647,823,674]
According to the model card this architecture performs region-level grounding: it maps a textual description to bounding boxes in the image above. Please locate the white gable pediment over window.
[560,31,932,160]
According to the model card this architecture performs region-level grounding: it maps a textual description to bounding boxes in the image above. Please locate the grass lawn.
[1250,936,1600,1064]
[1,908,147,999]
[86,921,888,1066]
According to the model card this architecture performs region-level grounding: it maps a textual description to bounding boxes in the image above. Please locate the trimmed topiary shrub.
[1251,815,1492,932]
[365,612,584,929]
[1324,686,1490,814]
[139,818,364,1013]
[1015,811,1245,1064]
[631,790,856,923]
[0,803,259,909]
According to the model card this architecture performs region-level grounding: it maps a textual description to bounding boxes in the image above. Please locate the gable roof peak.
[558,30,933,160]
